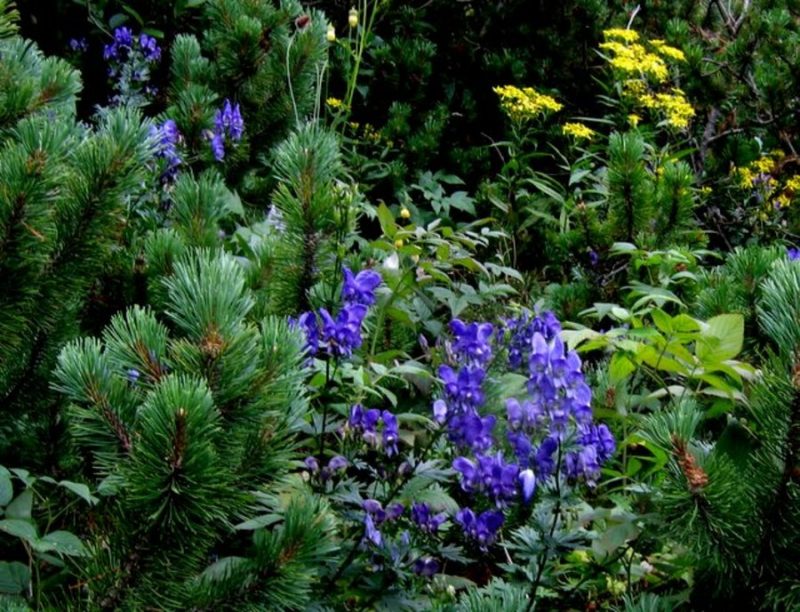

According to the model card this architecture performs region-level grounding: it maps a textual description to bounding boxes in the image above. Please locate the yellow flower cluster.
[599,40,669,82]
[562,122,595,140]
[493,85,563,122]
[638,89,695,129]
[603,28,640,43]
[650,39,686,62]
[733,151,800,213]
[326,97,346,110]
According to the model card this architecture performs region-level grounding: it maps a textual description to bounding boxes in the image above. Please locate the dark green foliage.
[52,249,336,609]
[0,28,151,464]
[607,132,653,244]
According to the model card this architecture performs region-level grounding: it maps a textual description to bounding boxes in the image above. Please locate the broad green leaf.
[0,519,37,543]
[608,353,636,385]
[651,308,672,334]
[0,467,12,507]
[5,490,32,520]
[37,531,87,557]
[0,561,29,595]
[697,314,744,362]
[376,202,397,238]
[58,481,98,506]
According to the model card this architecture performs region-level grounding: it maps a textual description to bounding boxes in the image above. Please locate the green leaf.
[376,202,397,238]
[5,490,32,520]
[57,481,98,506]
[697,314,744,362]
[0,519,37,543]
[651,308,672,334]
[0,467,12,507]
[36,531,87,557]
[235,514,281,531]
[608,353,636,385]
[0,561,30,595]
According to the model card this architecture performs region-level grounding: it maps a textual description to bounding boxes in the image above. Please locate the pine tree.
[53,248,337,610]
[638,256,800,609]
[0,11,152,465]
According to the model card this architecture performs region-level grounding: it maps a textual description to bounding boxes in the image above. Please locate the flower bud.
[400,207,411,219]
[394,238,404,248]
[326,24,336,42]
[349,7,358,28]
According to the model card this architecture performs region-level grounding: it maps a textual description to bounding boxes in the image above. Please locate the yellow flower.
[603,28,639,43]
[326,24,336,42]
[349,7,358,28]
[562,122,595,140]
[774,193,791,208]
[606,576,627,598]
[638,89,694,128]
[699,186,712,197]
[394,238,404,248]
[400,207,411,219]
[628,114,641,127]
[650,39,686,62]
[785,175,800,192]
[326,97,345,110]
[599,40,668,82]
[493,85,562,122]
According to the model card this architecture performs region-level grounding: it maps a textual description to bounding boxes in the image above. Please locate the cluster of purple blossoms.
[454,508,505,550]
[291,267,382,360]
[304,454,348,481]
[788,246,800,261]
[207,100,244,161]
[433,310,615,549]
[69,37,88,53]
[104,27,161,105]
[504,309,562,371]
[349,405,400,456]
[362,499,404,546]
[148,119,182,183]
[410,502,447,533]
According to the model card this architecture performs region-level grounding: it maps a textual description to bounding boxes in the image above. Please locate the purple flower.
[69,38,88,53]
[449,319,494,366]
[364,513,382,546]
[519,468,536,502]
[289,311,320,356]
[439,365,485,413]
[413,557,440,577]
[319,304,368,358]
[349,405,400,455]
[304,456,319,472]
[432,399,448,424]
[139,34,162,62]
[149,119,182,182]
[328,455,348,471]
[588,248,599,267]
[127,368,140,384]
[455,507,504,549]
[411,502,447,533]
[342,267,382,306]
[788,247,800,261]
[209,131,225,161]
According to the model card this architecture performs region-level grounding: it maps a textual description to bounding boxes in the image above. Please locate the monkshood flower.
[208,99,244,161]
[449,319,494,366]
[455,507,504,550]
[447,411,495,452]
[788,246,800,261]
[288,311,320,356]
[362,499,404,547]
[413,556,440,578]
[290,267,382,361]
[349,405,400,456]
[453,453,521,507]
[104,27,161,105]
[342,267,382,306]
[320,304,368,358]
[438,365,485,414]
[410,502,447,533]
[148,119,183,183]
[69,37,88,53]
[504,309,562,370]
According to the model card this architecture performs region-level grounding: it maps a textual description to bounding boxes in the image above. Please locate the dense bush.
[3,0,800,610]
